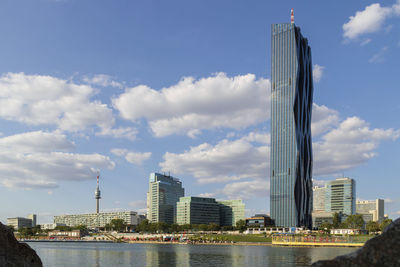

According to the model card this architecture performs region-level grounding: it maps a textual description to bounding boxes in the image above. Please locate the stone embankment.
[312,218,400,267]
[0,222,42,267]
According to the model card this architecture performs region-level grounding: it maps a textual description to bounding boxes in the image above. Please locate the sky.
[0,0,399,224]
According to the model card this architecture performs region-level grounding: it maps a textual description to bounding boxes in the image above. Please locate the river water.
[26,242,357,267]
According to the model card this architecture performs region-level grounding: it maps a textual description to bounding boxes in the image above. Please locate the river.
[26,242,357,267]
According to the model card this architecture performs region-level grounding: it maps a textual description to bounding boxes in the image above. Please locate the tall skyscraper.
[147,172,184,224]
[325,177,356,215]
[270,11,313,228]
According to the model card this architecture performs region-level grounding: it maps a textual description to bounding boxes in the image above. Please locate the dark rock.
[311,217,400,267]
[0,222,42,267]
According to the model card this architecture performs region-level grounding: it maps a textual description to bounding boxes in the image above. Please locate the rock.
[311,217,400,267]
[0,222,42,267]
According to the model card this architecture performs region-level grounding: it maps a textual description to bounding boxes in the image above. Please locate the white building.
[7,217,33,230]
[356,199,384,223]
[54,211,142,229]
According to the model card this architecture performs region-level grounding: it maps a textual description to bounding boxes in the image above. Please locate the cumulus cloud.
[0,131,115,189]
[0,73,117,133]
[313,116,400,176]
[343,1,400,40]
[312,104,340,136]
[221,180,269,200]
[113,73,270,137]
[312,64,325,83]
[111,148,152,165]
[83,74,123,88]
[160,132,269,184]
[96,127,138,140]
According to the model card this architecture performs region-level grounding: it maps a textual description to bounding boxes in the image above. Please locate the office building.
[325,178,355,215]
[312,186,326,212]
[311,211,335,229]
[218,200,245,226]
[27,214,37,227]
[356,199,384,223]
[270,11,314,228]
[147,173,184,224]
[246,214,274,228]
[54,211,141,229]
[7,217,33,230]
[176,197,220,225]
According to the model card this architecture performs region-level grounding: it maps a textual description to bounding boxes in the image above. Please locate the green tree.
[366,221,380,233]
[380,219,392,231]
[110,219,127,232]
[75,225,88,231]
[319,222,333,232]
[343,214,364,229]
[18,227,33,237]
[55,225,72,231]
[208,223,220,231]
[235,219,247,233]
[332,212,341,228]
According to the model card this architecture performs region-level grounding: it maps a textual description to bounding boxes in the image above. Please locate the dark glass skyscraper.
[270,22,313,229]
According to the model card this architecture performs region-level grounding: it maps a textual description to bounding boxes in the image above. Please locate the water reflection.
[27,242,357,267]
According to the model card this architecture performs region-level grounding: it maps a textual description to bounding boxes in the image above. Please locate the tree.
[19,227,33,237]
[319,222,333,232]
[332,212,341,228]
[208,223,220,231]
[110,219,126,232]
[55,225,72,231]
[236,219,246,232]
[343,215,364,229]
[366,221,380,233]
[380,219,392,231]
[75,225,88,231]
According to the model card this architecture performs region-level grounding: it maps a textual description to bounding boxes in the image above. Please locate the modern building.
[270,11,314,228]
[54,211,142,229]
[312,186,326,212]
[176,197,220,225]
[246,214,274,228]
[218,200,245,227]
[40,223,67,230]
[356,199,384,223]
[147,173,184,224]
[27,214,37,227]
[325,178,355,216]
[311,211,335,229]
[7,217,33,230]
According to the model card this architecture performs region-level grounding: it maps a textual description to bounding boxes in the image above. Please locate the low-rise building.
[40,223,67,230]
[311,211,335,229]
[246,214,274,228]
[48,230,82,238]
[356,199,384,223]
[54,211,142,229]
[218,200,245,227]
[330,228,362,235]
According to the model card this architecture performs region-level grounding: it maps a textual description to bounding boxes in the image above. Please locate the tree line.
[319,213,392,233]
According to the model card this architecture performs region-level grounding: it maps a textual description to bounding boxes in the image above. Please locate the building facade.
[246,214,274,228]
[325,178,356,215]
[176,197,220,225]
[312,186,326,212]
[147,173,184,224]
[7,217,33,230]
[356,199,384,223]
[54,211,141,229]
[218,200,245,227]
[270,22,313,228]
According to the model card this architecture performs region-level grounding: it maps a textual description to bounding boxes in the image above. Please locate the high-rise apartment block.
[325,178,355,215]
[356,199,384,223]
[147,173,184,224]
[270,19,314,228]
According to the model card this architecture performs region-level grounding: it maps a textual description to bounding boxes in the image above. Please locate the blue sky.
[0,0,399,224]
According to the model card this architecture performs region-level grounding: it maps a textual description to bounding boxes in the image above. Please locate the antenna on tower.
[95,171,101,214]
[291,8,294,24]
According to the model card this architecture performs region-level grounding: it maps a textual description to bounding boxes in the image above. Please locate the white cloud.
[0,72,114,133]
[221,180,269,200]
[96,127,138,140]
[343,3,392,40]
[369,46,389,63]
[198,192,217,198]
[311,104,340,136]
[111,148,152,165]
[360,38,372,46]
[83,74,123,88]
[313,116,400,176]
[113,73,270,137]
[313,64,325,83]
[0,131,115,189]
[128,200,147,214]
[160,131,269,184]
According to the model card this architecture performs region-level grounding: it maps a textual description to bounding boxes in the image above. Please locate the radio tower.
[95,172,101,214]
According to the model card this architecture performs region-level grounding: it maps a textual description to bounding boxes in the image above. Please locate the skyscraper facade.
[356,199,384,223]
[325,178,356,215]
[270,22,313,228]
[147,173,184,224]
